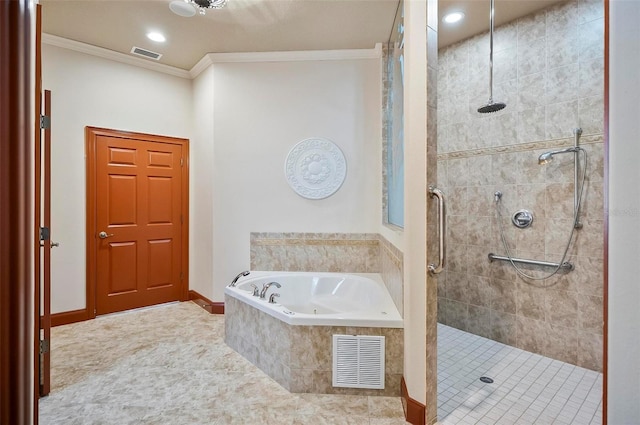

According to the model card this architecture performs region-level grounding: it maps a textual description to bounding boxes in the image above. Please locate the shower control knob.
[512,210,533,229]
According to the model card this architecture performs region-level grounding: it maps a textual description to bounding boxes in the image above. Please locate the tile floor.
[436,324,603,425]
[39,301,604,425]
[39,301,407,425]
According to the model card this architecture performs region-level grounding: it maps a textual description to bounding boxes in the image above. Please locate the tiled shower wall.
[250,232,404,317]
[436,0,604,371]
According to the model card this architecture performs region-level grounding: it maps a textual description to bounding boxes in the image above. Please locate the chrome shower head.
[538,147,580,165]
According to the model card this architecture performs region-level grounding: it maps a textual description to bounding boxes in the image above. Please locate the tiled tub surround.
[250,232,404,317]
[437,0,604,372]
[225,295,404,396]
[379,235,404,318]
[250,232,380,273]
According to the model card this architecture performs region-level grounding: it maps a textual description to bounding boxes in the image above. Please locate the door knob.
[98,231,114,239]
[39,241,60,247]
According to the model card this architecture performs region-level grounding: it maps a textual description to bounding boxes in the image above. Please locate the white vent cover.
[130,46,162,61]
[332,335,385,389]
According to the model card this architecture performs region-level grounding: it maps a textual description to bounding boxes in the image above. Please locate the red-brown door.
[39,90,52,397]
[87,128,188,316]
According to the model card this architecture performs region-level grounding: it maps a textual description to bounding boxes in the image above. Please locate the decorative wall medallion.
[285,138,347,200]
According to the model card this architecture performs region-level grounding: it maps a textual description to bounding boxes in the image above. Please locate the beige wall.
[437,0,604,371]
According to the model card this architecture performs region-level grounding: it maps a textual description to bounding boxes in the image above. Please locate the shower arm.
[488,0,495,103]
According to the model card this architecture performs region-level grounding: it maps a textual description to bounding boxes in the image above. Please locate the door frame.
[85,127,190,319]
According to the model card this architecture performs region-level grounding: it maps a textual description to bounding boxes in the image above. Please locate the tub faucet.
[229,270,250,287]
[260,281,281,299]
[268,293,280,304]
[250,284,260,297]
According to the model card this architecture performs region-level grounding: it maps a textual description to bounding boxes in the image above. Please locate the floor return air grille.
[332,335,385,389]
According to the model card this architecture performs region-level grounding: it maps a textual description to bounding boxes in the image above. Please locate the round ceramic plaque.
[284,138,347,200]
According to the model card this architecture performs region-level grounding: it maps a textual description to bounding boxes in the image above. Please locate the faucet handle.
[268,293,280,304]
[250,284,259,297]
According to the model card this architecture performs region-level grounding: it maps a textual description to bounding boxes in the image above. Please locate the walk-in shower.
[436,0,605,419]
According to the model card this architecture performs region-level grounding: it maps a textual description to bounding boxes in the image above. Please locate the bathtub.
[224,271,403,328]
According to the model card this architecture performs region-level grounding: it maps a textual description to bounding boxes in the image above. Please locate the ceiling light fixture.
[186,0,227,15]
[169,0,196,17]
[146,32,166,42]
[443,12,465,24]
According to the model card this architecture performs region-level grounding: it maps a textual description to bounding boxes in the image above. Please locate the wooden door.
[87,128,189,316]
[38,90,52,397]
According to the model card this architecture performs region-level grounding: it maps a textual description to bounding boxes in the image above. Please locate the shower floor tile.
[437,324,603,425]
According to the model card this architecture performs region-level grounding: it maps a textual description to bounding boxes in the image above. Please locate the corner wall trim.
[401,377,426,425]
[50,309,89,327]
[189,290,224,314]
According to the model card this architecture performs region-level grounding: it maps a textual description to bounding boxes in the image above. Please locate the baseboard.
[51,308,90,327]
[401,377,426,425]
[189,290,224,314]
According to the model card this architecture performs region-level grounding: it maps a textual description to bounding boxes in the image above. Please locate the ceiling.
[41,0,565,71]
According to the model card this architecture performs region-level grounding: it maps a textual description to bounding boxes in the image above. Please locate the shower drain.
[479,376,494,384]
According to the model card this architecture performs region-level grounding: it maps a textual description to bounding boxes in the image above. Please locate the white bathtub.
[224,271,403,328]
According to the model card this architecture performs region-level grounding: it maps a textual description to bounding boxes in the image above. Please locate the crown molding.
[42,34,192,79]
[42,34,383,81]
[189,42,383,78]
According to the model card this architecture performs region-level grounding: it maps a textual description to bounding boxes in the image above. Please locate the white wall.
[42,44,192,314]
[189,66,215,298]
[403,0,428,406]
[43,44,382,310]
[208,58,381,299]
[608,1,640,422]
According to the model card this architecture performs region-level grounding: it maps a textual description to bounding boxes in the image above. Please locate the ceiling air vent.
[130,46,162,61]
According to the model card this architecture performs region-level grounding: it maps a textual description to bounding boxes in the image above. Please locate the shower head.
[478,100,507,114]
[538,147,580,165]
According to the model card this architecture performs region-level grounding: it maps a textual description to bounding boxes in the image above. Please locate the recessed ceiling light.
[146,32,166,43]
[443,12,465,24]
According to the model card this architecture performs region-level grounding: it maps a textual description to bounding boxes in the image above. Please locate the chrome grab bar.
[488,253,574,271]
[428,186,445,275]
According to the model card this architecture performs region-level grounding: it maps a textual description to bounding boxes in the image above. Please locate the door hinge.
[180,215,183,224]
[39,115,51,130]
[39,339,50,355]
[40,226,50,241]
[180,272,183,281]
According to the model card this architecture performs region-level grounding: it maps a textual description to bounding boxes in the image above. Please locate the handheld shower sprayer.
[493,128,587,283]
[228,270,250,287]
[537,128,586,229]
[537,147,581,165]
